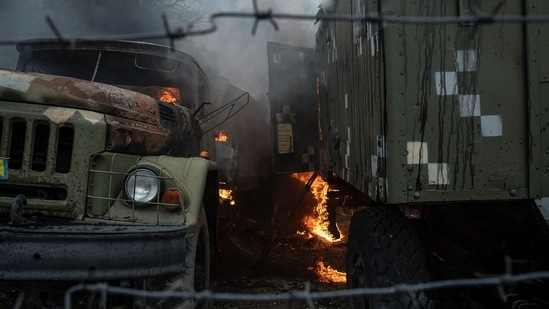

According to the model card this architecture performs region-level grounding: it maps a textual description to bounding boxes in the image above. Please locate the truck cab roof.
[15,39,208,110]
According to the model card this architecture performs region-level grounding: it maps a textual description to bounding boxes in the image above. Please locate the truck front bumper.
[0,220,187,281]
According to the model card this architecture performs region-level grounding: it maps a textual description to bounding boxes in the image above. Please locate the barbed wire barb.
[161,13,176,49]
[58,271,549,307]
[303,281,316,309]
[406,289,420,309]
[474,0,507,24]
[250,0,279,35]
[3,9,549,46]
[99,282,109,309]
[45,15,64,42]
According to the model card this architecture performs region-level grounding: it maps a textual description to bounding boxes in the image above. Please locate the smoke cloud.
[181,1,322,190]
[179,0,320,103]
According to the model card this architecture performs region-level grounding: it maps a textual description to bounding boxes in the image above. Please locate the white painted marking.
[481,115,503,137]
[0,71,34,93]
[376,135,385,158]
[370,32,378,56]
[377,177,386,199]
[456,50,478,72]
[345,93,348,109]
[371,155,378,176]
[428,163,449,185]
[78,111,104,125]
[347,127,351,142]
[407,142,428,164]
[332,27,338,62]
[458,95,481,117]
[44,107,77,124]
[435,72,458,96]
[273,53,282,64]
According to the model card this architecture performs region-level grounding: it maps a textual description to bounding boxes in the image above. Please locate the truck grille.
[158,103,176,122]
[2,118,75,174]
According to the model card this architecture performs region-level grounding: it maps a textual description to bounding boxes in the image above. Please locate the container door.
[267,42,318,174]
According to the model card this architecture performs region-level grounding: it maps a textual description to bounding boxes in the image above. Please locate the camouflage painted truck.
[0,40,221,307]
[312,0,549,307]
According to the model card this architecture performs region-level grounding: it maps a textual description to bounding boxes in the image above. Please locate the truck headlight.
[124,168,159,205]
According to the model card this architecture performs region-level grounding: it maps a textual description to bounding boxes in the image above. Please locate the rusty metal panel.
[267,42,318,174]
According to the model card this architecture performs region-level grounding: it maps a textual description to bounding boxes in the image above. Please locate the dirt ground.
[210,175,351,308]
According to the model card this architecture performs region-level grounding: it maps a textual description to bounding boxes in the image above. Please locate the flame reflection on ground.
[309,261,346,283]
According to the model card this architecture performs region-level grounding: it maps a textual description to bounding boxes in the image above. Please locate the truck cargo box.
[316,0,549,205]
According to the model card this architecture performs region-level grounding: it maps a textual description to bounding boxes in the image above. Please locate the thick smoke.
[181,0,320,99]
[179,1,322,190]
[0,0,321,82]
[0,0,322,190]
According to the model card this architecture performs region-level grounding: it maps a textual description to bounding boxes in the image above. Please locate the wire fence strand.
[4,1,549,308]
[3,5,549,46]
[55,271,549,309]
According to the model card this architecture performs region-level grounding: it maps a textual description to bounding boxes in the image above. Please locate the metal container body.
[316,0,547,204]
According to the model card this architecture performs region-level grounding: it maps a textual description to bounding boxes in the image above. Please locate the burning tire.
[139,208,211,308]
[346,206,434,308]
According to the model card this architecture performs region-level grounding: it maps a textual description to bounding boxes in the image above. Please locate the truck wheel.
[142,208,211,308]
[346,206,434,309]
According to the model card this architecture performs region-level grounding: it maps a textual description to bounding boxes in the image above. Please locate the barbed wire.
[2,1,549,46]
[4,1,549,308]
[55,271,549,309]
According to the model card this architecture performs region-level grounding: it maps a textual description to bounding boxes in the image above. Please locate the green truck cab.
[0,40,219,307]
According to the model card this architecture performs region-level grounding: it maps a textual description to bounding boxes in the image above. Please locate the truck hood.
[0,68,160,125]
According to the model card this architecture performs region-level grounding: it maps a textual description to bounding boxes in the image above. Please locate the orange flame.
[153,87,179,104]
[219,189,235,206]
[292,172,342,243]
[159,93,176,103]
[215,131,228,142]
[309,261,346,283]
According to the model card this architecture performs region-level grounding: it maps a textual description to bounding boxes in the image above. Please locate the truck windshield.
[19,49,192,108]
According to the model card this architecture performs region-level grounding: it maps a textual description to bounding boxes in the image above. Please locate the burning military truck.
[0,40,227,307]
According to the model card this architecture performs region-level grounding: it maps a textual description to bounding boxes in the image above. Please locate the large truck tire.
[141,207,211,309]
[346,206,434,309]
